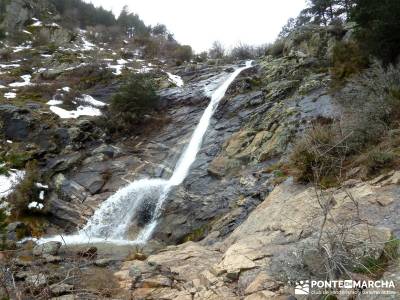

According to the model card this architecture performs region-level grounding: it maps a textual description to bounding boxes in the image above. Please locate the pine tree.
[350,0,400,64]
[117,6,149,38]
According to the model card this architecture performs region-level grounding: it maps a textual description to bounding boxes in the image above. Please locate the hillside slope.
[0,1,399,299]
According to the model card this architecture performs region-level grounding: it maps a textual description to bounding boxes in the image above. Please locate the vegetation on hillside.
[8,161,41,218]
[49,0,116,28]
[282,0,400,185]
[290,61,400,185]
[287,0,400,65]
[105,73,160,133]
[0,0,193,63]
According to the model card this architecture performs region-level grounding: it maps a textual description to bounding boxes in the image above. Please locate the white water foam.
[39,61,253,245]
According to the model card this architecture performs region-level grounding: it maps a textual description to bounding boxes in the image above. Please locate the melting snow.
[167,72,184,87]
[62,87,71,92]
[49,105,102,118]
[0,63,21,69]
[108,64,124,75]
[35,183,48,189]
[9,75,32,87]
[65,63,87,71]
[13,44,32,53]
[79,94,106,107]
[28,201,44,210]
[81,36,95,51]
[4,92,16,99]
[46,99,63,105]
[0,85,6,89]
[138,66,152,73]
[22,30,32,35]
[117,59,128,65]
[30,21,43,27]
[0,170,25,198]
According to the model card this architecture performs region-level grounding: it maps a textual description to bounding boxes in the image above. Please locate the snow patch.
[81,36,95,51]
[4,92,16,99]
[0,63,21,69]
[117,59,128,65]
[167,72,184,87]
[65,63,87,71]
[108,64,124,75]
[46,99,63,105]
[49,105,102,119]
[13,44,32,53]
[35,183,48,189]
[28,201,44,210]
[79,94,106,107]
[138,66,152,73]
[0,170,25,198]
[9,75,32,87]
[30,20,43,27]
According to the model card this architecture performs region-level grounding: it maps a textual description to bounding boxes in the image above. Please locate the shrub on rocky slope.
[107,73,160,133]
[290,60,400,184]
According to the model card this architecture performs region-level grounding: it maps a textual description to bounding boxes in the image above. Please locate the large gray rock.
[47,192,90,229]
[1,0,38,32]
[33,241,62,256]
[25,273,47,287]
[6,222,30,241]
[0,105,32,141]
[50,283,74,296]
[113,172,400,299]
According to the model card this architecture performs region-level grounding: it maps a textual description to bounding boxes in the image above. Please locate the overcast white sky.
[84,0,307,52]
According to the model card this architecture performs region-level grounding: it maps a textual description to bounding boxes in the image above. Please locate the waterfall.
[40,61,253,245]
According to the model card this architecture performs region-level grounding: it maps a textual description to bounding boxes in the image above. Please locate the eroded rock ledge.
[115,171,400,299]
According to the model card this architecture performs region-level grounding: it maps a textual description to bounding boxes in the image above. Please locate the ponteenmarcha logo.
[295,280,310,295]
[293,279,396,296]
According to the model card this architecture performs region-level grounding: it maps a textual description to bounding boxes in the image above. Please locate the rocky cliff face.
[1,14,399,300]
[114,172,399,299]
[152,25,341,244]
[1,0,57,32]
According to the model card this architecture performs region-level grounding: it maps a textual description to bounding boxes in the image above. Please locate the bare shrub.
[266,39,285,57]
[230,42,255,60]
[330,41,368,85]
[338,60,400,151]
[306,186,399,281]
[8,161,41,218]
[0,239,121,299]
[173,44,193,63]
[208,41,225,59]
[289,124,349,186]
[104,73,160,134]
[299,161,400,282]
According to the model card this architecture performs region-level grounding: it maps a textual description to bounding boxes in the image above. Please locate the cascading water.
[41,61,253,245]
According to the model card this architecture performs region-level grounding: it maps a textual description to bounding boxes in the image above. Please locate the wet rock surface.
[108,172,399,299]
[0,52,343,242]
[2,20,399,299]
